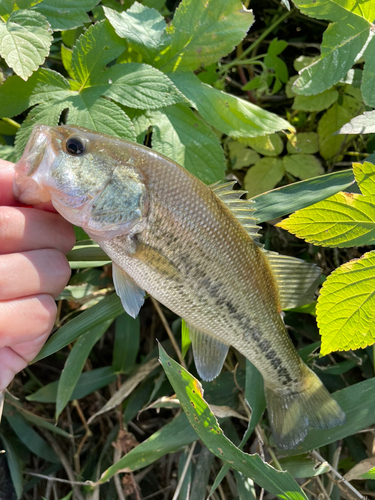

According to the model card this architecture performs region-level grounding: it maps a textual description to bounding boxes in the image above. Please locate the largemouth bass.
[14,125,345,449]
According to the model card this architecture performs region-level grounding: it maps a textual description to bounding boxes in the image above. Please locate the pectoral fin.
[187,324,229,381]
[264,251,321,310]
[112,263,145,318]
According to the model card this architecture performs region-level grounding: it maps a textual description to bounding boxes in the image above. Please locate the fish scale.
[13,124,346,449]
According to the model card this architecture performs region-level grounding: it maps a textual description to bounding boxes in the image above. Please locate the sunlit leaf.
[338,110,375,134]
[157,0,254,73]
[32,0,100,31]
[317,250,375,354]
[0,10,52,80]
[353,161,375,196]
[170,72,294,139]
[277,192,375,248]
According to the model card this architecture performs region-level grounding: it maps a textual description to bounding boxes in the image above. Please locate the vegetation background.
[1,0,375,498]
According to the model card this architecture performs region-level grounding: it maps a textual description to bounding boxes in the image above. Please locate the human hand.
[0,159,76,391]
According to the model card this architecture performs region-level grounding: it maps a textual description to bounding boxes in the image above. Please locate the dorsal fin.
[264,251,321,310]
[210,181,262,245]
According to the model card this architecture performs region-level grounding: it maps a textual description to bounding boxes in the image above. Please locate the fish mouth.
[13,125,55,205]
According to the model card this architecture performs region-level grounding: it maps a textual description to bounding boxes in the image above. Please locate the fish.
[13,124,345,449]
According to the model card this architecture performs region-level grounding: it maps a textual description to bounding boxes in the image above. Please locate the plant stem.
[221,8,294,71]
[1,117,20,129]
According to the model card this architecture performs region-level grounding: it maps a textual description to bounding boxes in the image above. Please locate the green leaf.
[292,0,374,96]
[157,0,254,73]
[181,319,191,359]
[317,103,353,160]
[66,241,111,268]
[278,192,375,248]
[5,412,59,463]
[70,20,125,87]
[170,72,294,138]
[278,455,330,478]
[148,104,226,184]
[0,145,17,162]
[338,110,375,135]
[56,320,113,419]
[158,345,307,500]
[0,0,14,16]
[112,313,140,374]
[33,293,124,362]
[14,101,66,159]
[27,366,117,403]
[251,168,355,223]
[227,141,260,170]
[0,10,52,80]
[360,467,375,479]
[292,88,339,112]
[32,0,100,31]
[242,133,284,156]
[0,68,71,118]
[100,413,197,481]
[0,432,23,499]
[244,157,285,198]
[97,63,187,109]
[103,2,168,64]
[353,161,375,196]
[284,375,375,454]
[66,95,137,141]
[286,132,319,155]
[317,250,375,354]
[283,154,324,180]
[362,36,375,106]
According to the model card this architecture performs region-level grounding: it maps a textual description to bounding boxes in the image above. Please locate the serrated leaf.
[0,68,72,118]
[148,104,225,184]
[66,95,137,141]
[14,101,66,159]
[32,0,100,31]
[292,0,375,97]
[157,0,254,73]
[317,103,353,160]
[283,154,324,180]
[97,63,187,110]
[317,250,375,354]
[170,72,293,139]
[158,345,307,500]
[278,192,375,248]
[251,168,355,222]
[287,132,319,155]
[104,2,168,64]
[0,9,52,80]
[338,110,375,135]
[70,20,125,87]
[244,157,285,198]
[292,88,339,112]
[56,320,113,419]
[353,161,375,196]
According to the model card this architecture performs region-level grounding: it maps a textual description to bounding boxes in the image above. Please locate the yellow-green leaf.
[244,157,284,198]
[353,161,375,196]
[277,192,375,248]
[317,251,375,354]
[317,103,353,160]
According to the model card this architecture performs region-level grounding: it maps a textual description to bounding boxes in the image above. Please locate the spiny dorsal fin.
[264,251,321,310]
[210,181,262,245]
[187,323,230,381]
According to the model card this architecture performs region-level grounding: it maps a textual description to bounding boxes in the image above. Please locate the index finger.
[0,159,55,211]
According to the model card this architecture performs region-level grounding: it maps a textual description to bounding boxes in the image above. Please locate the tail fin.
[265,366,346,450]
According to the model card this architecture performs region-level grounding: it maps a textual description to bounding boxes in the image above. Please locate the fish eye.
[65,136,86,156]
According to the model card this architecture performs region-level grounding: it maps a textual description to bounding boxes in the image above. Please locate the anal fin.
[112,263,145,318]
[187,324,229,382]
